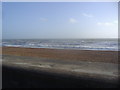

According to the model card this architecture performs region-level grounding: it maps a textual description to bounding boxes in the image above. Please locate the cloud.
[113,20,118,24]
[104,22,114,26]
[69,18,78,23]
[82,13,93,18]
[40,18,48,22]
[97,20,118,26]
[97,22,102,26]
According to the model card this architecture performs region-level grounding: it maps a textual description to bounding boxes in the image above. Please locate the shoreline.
[2,46,118,64]
[1,46,119,52]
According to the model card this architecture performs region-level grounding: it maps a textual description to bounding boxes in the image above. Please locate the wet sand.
[2,46,118,64]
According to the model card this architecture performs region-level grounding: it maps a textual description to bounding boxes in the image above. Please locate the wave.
[2,39,118,51]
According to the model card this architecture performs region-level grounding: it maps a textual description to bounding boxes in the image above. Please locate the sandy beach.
[2,47,119,88]
[2,46,118,64]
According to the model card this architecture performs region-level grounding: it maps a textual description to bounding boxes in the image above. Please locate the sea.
[2,39,119,51]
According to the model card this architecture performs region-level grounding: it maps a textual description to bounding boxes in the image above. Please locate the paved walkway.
[2,55,119,81]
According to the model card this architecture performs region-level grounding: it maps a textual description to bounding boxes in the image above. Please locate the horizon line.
[2,38,119,40]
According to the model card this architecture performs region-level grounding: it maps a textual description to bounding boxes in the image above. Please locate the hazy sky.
[2,2,118,39]
[0,2,2,39]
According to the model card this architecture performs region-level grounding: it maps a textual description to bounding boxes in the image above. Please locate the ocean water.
[2,39,119,51]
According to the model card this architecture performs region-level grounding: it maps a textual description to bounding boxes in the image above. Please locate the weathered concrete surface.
[2,55,119,88]
[0,55,2,89]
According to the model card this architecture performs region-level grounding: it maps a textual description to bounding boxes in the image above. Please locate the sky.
[0,2,2,40]
[2,2,118,39]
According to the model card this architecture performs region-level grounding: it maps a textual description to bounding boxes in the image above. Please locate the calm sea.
[2,39,119,51]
